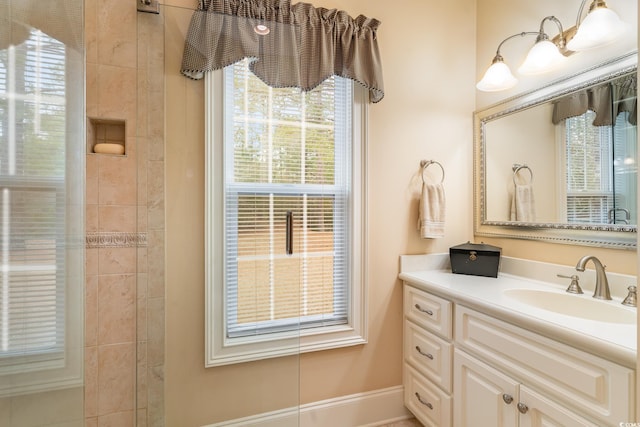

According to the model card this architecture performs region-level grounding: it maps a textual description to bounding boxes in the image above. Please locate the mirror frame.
[474,52,638,250]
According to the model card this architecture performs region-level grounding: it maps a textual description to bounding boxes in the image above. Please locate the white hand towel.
[509,183,535,222]
[418,182,445,238]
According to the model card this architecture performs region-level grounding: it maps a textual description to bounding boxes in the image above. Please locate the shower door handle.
[286,211,293,255]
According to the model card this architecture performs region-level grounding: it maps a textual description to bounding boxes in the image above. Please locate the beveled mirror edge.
[473,51,638,250]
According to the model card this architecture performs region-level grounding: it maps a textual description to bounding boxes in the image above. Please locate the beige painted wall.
[165,0,476,425]
[476,0,638,276]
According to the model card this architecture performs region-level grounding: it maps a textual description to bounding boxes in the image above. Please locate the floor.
[380,418,423,427]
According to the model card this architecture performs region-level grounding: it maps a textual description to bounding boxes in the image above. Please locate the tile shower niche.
[88,118,126,155]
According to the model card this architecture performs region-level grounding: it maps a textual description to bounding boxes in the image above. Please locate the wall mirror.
[474,52,638,249]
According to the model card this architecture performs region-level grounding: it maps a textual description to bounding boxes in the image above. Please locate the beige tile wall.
[85,0,165,425]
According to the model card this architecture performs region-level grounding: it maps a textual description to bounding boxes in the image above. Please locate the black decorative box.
[449,241,501,278]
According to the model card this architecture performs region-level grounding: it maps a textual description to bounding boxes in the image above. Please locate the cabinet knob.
[517,402,529,414]
[414,304,433,316]
[415,346,434,360]
[415,392,433,410]
[502,394,513,404]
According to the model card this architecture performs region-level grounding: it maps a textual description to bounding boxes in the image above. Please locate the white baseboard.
[204,385,412,427]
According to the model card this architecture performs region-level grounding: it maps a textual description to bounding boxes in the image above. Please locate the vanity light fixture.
[477,0,626,92]
[566,0,626,51]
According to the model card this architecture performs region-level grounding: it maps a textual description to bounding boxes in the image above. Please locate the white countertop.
[399,254,637,368]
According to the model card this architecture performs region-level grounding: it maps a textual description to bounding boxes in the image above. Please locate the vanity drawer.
[404,284,452,339]
[404,363,452,427]
[455,305,635,425]
[404,319,452,392]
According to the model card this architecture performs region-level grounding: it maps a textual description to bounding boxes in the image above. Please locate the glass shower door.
[0,0,85,425]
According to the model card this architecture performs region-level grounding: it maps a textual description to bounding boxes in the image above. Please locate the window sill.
[206,324,367,367]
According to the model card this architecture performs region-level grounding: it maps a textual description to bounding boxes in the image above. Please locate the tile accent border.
[86,232,148,248]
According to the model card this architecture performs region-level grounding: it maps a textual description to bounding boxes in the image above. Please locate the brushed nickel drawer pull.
[414,304,433,316]
[415,392,433,410]
[502,394,513,404]
[415,346,434,360]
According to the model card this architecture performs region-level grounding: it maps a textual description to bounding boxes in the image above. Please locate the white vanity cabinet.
[402,282,636,427]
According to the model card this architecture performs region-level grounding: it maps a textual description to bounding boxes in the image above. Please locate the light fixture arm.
[537,16,566,47]
[575,0,589,27]
[492,31,539,62]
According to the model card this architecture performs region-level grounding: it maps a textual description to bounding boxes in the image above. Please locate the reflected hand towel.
[510,183,535,222]
[418,183,445,238]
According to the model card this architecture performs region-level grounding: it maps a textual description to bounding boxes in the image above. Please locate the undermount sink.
[503,289,636,324]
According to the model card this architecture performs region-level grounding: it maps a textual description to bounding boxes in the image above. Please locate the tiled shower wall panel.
[85,0,165,426]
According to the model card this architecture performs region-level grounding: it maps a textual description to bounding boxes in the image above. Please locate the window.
[206,60,367,366]
[564,110,614,223]
[563,109,637,224]
[0,30,83,396]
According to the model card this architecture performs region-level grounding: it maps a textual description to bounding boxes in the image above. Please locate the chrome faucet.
[575,256,611,300]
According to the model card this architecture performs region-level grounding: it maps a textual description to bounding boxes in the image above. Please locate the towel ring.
[420,160,445,184]
[512,164,533,185]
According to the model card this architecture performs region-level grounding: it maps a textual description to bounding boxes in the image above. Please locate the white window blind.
[224,59,351,338]
[0,29,83,394]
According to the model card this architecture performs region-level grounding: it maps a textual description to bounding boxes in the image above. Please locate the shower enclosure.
[1,0,349,424]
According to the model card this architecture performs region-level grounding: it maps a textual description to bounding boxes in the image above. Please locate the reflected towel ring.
[420,160,445,184]
[512,164,533,185]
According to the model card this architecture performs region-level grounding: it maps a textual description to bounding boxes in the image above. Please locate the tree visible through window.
[224,59,350,337]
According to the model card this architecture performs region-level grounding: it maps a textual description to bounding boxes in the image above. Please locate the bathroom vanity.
[399,254,637,427]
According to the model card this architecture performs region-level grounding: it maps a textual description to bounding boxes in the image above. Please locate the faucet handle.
[557,274,583,294]
[622,285,637,307]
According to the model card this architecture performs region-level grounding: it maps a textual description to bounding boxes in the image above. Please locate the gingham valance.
[552,75,637,126]
[180,0,385,103]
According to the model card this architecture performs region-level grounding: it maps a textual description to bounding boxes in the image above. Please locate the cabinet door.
[454,349,518,427]
[518,386,600,427]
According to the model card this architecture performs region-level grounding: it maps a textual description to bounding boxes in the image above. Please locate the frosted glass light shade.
[476,61,518,92]
[518,39,567,75]
[566,7,626,51]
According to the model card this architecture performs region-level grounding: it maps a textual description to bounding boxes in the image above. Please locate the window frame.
[205,69,368,367]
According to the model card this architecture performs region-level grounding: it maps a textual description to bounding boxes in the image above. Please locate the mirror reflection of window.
[558,75,637,226]
[564,111,614,224]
